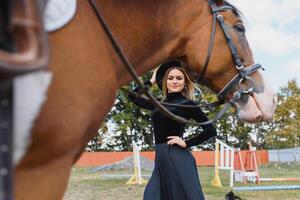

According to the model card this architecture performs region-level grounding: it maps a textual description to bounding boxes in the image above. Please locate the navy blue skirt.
[143,144,205,200]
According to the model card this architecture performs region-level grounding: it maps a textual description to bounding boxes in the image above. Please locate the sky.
[230,0,300,92]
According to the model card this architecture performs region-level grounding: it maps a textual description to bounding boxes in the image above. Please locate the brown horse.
[9,0,277,199]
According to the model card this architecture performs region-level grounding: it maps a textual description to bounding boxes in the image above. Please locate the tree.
[266,79,300,149]
[99,86,155,151]
[87,72,158,151]
[86,123,109,151]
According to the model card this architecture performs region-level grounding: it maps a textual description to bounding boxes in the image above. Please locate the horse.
[0,0,277,199]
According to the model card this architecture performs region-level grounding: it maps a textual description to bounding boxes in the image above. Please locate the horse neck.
[96,0,208,85]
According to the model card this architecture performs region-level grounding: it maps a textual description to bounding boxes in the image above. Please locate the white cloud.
[231,0,300,26]
[286,56,300,74]
[229,0,300,90]
[248,25,300,56]
[231,0,300,56]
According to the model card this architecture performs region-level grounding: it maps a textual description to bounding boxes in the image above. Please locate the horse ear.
[214,0,225,6]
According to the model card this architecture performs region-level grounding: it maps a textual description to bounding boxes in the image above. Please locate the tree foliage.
[265,79,300,149]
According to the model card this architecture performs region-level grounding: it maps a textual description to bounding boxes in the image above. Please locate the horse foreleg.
[15,152,74,200]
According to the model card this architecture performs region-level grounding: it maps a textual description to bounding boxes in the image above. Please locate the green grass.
[63,164,300,200]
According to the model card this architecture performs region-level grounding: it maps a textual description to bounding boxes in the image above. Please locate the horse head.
[180,0,277,123]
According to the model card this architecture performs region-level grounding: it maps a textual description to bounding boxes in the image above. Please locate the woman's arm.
[166,102,217,148]
[185,104,217,148]
[128,80,155,110]
[128,68,158,110]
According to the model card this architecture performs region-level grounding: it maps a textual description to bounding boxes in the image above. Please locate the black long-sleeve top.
[128,81,217,148]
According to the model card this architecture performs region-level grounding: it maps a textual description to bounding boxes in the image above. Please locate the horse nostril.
[255,113,262,122]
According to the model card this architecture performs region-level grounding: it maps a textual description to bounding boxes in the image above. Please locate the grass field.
[63,163,300,200]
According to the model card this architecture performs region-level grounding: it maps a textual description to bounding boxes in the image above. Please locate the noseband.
[89,0,262,125]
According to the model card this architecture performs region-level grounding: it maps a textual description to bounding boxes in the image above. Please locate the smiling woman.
[128,60,217,199]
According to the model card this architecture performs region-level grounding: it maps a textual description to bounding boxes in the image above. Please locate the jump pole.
[126,141,147,185]
[260,177,300,182]
[233,185,300,191]
[211,141,222,187]
[211,139,234,187]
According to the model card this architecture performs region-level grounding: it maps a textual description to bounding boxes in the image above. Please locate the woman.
[128,59,217,200]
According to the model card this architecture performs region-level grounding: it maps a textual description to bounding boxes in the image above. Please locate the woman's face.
[167,68,185,93]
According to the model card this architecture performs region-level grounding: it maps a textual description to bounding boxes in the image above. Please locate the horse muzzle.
[235,86,277,123]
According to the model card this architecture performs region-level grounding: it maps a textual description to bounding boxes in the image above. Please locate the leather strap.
[0,79,14,200]
[217,63,262,101]
[0,0,49,80]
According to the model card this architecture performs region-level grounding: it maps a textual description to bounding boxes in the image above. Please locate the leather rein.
[88,0,263,126]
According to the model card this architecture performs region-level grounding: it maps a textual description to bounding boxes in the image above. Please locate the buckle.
[0,0,49,80]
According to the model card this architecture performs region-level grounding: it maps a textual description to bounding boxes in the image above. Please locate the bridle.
[191,0,264,123]
[197,0,263,105]
[88,0,263,126]
[0,81,13,200]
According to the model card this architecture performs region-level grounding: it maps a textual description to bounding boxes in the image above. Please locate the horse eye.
[234,24,246,34]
